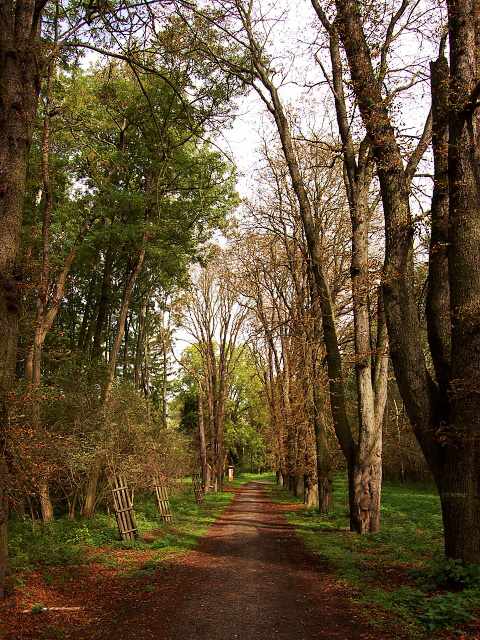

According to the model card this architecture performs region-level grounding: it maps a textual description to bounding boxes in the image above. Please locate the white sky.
[176,0,438,357]
[212,0,435,199]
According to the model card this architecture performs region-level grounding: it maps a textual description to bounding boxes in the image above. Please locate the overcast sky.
[213,0,435,204]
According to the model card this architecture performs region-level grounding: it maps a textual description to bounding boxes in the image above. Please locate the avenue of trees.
[171,0,480,561]
[1,0,479,599]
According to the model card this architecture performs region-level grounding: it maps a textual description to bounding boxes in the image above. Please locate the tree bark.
[198,384,208,491]
[310,5,390,532]
[0,0,43,596]
[102,241,146,404]
[309,285,333,513]
[38,479,54,523]
[82,458,101,518]
[333,0,438,462]
[442,0,480,562]
[134,292,148,389]
[77,275,97,351]
[333,0,480,559]
[427,55,451,394]
[91,245,114,360]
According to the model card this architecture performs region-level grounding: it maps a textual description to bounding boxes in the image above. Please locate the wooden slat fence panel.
[192,472,204,503]
[111,475,138,541]
[153,478,173,522]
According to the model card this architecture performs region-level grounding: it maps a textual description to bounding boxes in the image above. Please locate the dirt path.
[4,482,385,639]
[154,481,370,640]
[93,481,375,640]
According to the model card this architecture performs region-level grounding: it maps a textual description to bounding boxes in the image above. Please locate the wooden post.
[110,475,138,541]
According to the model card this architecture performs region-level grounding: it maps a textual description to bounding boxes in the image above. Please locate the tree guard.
[110,476,138,541]
[154,478,173,522]
[192,472,204,503]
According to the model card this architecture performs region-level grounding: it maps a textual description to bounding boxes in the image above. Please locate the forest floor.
[0,477,479,640]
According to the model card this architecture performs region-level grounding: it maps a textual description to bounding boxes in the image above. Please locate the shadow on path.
[9,482,390,640]
[88,482,376,639]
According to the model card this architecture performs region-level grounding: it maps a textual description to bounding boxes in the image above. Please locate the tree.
[0,0,45,597]
[174,0,391,531]
[322,0,480,561]
[66,62,237,515]
[232,162,344,510]
[180,251,247,490]
[0,0,244,592]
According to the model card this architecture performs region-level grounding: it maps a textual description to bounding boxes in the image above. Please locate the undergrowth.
[9,474,260,576]
[270,475,480,638]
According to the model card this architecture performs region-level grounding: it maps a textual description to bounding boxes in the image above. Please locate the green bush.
[8,476,253,574]
[9,514,119,571]
[419,590,478,631]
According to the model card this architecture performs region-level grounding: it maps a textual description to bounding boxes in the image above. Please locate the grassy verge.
[8,473,260,580]
[269,475,480,638]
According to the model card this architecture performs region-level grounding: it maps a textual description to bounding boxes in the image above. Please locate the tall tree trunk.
[159,307,170,426]
[84,241,146,517]
[77,275,97,351]
[82,459,101,518]
[198,385,208,492]
[442,0,480,562]
[205,343,220,491]
[134,293,148,389]
[312,383,332,514]
[309,284,332,513]
[238,21,357,523]
[350,196,385,533]
[102,242,146,404]
[333,0,480,560]
[122,313,130,378]
[427,55,451,394]
[333,0,438,466]
[0,3,43,596]
[310,4,389,532]
[91,245,114,360]
[213,385,226,492]
[38,479,54,523]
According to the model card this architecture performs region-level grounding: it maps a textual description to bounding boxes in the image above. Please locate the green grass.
[8,473,260,576]
[228,471,276,488]
[269,475,480,638]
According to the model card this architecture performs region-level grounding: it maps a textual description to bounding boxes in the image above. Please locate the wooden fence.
[110,475,138,541]
[153,478,173,522]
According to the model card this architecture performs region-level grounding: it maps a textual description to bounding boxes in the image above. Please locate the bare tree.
[181,253,247,490]
[175,0,390,532]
